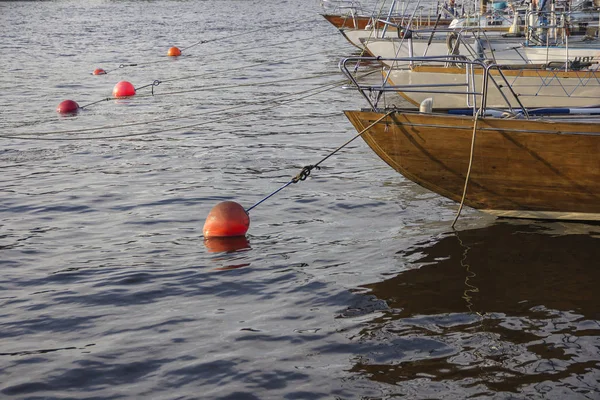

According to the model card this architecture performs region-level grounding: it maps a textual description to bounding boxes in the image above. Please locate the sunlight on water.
[0,0,598,398]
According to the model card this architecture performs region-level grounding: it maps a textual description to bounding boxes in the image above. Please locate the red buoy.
[93,68,107,75]
[56,100,79,114]
[168,46,181,57]
[112,81,136,98]
[203,201,250,238]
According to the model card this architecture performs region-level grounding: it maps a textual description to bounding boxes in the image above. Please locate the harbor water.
[1,1,599,398]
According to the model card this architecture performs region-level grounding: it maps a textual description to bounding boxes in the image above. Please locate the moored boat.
[344,108,600,221]
[341,56,600,222]
[383,62,600,108]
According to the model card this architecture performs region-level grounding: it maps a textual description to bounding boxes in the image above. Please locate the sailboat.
[341,55,600,221]
[321,0,452,50]
[358,0,600,64]
[374,59,600,108]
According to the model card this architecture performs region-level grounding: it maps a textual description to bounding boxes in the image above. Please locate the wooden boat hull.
[322,14,451,30]
[344,110,600,220]
[323,14,452,50]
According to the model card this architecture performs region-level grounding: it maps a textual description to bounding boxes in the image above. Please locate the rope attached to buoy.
[2,76,351,141]
[135,80,161,95]
[245,110,395,213]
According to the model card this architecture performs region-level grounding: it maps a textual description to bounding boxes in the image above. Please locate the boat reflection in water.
[347,221,600,398]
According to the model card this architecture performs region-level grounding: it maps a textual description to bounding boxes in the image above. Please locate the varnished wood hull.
[344,110,600,220]
[322,14,450,30]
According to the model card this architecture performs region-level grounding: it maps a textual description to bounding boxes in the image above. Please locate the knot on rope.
[119,63,138,69]
[292,165,320,183]
[135,80,162,95]
[151,79,161,95]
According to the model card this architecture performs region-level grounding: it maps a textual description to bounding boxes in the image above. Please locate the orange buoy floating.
[203,201,250,238]
[93,68,107,75]
[112,81,136,98]
[56,99,79,114]
[167,46,181,57]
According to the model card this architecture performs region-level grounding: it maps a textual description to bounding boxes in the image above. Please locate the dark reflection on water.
[350,222,600,399]
[204,235,251,254]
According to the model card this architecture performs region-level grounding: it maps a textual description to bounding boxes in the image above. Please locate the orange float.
[203,201,250,238]
[168,47,181,57]
[93,68,107,75]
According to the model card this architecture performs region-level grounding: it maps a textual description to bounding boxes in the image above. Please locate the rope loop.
[292,165,320,183]
[135,80,162,95]
[151,79,161,95]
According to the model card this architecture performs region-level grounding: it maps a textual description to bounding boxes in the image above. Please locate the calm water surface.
[1,1,599,399]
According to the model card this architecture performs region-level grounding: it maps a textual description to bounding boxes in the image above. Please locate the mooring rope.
[1,77,352,141]
[159,53,326,84]
[132,72,340,99]
[180,19,323,51]
[1,47,351,132]
[112,32,338,73]
[3,68,381,140]
[245,110,395,213]
[451,109,481,228]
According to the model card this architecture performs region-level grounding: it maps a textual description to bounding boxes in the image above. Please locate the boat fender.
[398,28,412,39]
[420,98,433,113]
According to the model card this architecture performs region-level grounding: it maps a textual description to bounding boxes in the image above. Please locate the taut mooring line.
[245,110,395,213]
[180,18,321,51]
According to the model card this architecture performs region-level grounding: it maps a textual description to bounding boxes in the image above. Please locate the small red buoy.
[93,68,107,75]
[168,46,181,57]
[112,81,136,98]
[56,100,79,114]
[203,201,250,238]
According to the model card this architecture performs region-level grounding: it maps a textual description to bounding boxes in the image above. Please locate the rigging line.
[180,18,323,51]
[2,71,373,138]
[2,81,347,141]
[245,110,395,213]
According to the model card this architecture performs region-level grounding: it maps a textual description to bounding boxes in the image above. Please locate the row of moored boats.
[324,0,600,222]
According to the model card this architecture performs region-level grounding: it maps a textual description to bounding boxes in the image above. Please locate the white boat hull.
[365,36,600,65]
[385,66,600,108]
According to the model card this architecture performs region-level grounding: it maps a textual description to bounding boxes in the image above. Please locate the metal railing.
[339,55,531,117]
